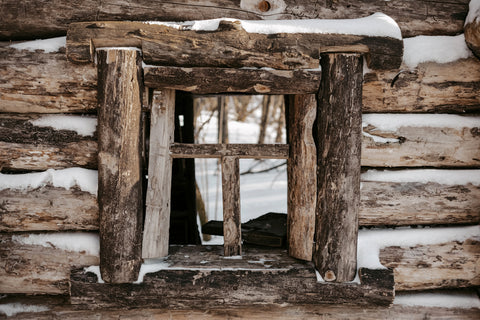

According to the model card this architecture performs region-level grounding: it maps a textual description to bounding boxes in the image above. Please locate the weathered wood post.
[287,94,317,261]
[142,89,176,258]
[222,156,242,256]
[97,48,143,283]
[314,53,363,282]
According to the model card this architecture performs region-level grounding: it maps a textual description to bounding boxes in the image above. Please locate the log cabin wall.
[0,0,479,318]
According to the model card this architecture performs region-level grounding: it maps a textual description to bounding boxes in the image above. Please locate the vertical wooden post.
[142,89,175,258]
[314,53,363,282]
[97,48,143,283]
[287,94,317,261]
[222,156,241,256]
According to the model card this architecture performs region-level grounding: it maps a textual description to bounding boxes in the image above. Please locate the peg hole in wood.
[258,1,271,12]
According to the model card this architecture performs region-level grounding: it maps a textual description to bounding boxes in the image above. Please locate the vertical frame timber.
[314,53,363,282]
[142,89,176,258]
[221,156,242,256]
[97,49,143,283]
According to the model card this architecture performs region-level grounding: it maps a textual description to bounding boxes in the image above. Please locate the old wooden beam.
[66,20,402,70]
[286,94,316,261]
[0,0,468,40]
[465,5,480,59]
[314,53,363,282]
[96,48,143,283]
[142,89,175,259]
[144,66,321,94]
[170,143,289,159]
[221,156,242,256]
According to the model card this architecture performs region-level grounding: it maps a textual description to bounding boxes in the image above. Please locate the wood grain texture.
[142,89,175,259]
[66,21,402,70]
[144,66,321,94]
[314,53,363,282]
[96,49,143,283]
[286,94,316,261]
[170,143,289,159]
[221,156,242,256]
[465,15,480,58]
[0,0,468,40]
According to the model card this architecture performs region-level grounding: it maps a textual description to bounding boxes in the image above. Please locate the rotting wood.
[221,156,242,256]
[0,0,468,40]
[144,66,321,94]
[69,245,394,308]
[286,94,316,261]
[314,53,363,283]
[66,21,402,70]
[380,237,480,291]
[465,9,480,59]
[1,179,478,232]
[96,49,143,283]
[170,143,289,159]
[142,89,175,259]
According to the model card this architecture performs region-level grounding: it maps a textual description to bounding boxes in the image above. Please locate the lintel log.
[314,53,363,282]
[144,66,321,94]
[286,94,316,261]
[66,20,403,70]
[170,143,289,159]
[465,5,480,59]
[97,49,143,283]
[221,156,242,256]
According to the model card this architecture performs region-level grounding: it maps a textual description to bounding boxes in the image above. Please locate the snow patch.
[9,36,66,53]
[395,291,480,309]
[134,259,171,284]
[30,115,97,136]
[362,114,480,131]
[403,34,472,68]
[84,266,105,283]
[0,303,50,317]
[362,131,399,143]
[465,0,480,25]
[0,168,98,195]
[12,232,99,256]
[362,169,480,186]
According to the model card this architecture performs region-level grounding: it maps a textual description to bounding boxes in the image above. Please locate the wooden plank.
[66,21,403,70]
[0,0,468,40]
[314,53,363,282]
[380,238,480,291]
[144,66,321,94]
[170,143,289,159]
[70,246,394,308]
[221,156,242,256]
[0,44,97,113]
[96,49,143,283]
[142,89,175,259]
[286,94,316,261]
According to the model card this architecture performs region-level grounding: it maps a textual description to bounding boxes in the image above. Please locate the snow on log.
[465,0,480,58]
[0,0,469,40]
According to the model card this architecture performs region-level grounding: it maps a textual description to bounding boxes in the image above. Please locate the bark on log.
[142,89,175,259]
[67,21,403,70]
[0,0,468,40]
[465,10,480,59]
[221,156,242,256]
[144,66,321,94]
[286,94,316,261]
[96,49,143,283]
[170,143,289,159]
[314,53,363,282]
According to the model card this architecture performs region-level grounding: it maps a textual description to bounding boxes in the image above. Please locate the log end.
[465,19,480,59]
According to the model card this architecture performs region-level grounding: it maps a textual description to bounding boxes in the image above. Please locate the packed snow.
[30,115,97,137]
[395,291,480,309]
[465,0,480,25]
[0,168,98,195]
[362,169,480,186]
[0,303,49,317]
[9,36,66,53]
[12,232,99,256]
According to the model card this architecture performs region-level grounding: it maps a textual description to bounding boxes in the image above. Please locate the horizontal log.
[144,66,321,94]
[67,20,402,70]
[0,44,97,114]
[1,173,478,232]
[0,0,468,40]
[170,143,289,159]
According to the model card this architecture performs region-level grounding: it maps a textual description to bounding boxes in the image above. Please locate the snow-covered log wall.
[0,0,479,318]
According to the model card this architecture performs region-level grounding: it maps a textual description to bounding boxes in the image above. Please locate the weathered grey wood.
[0,0,468,40]
[286,94,316,261]
[314,53,363,282]
[67,21,402,70]
[144,66,321,94]
[142,89,175,259]
[221,156,242,256]
[0,44,97,113]
[170,143,289,159]
[380,237,480,291]
[465,16,480,58]
[97,49,143,283]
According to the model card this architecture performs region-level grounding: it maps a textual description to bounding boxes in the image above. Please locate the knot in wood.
[258,0,271,12]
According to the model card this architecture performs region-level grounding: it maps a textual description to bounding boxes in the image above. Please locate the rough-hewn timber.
[144,66,321,94]
[0,0,468,40]
[67,21,402,70]
[286,94,316,261]
[221,156,242,256]
[314,53,363,282]
[465,12,480,58]
[170,143,289,159]
[96,49,143,283]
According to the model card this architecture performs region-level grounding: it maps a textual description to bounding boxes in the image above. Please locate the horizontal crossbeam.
[170,143,289,159]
